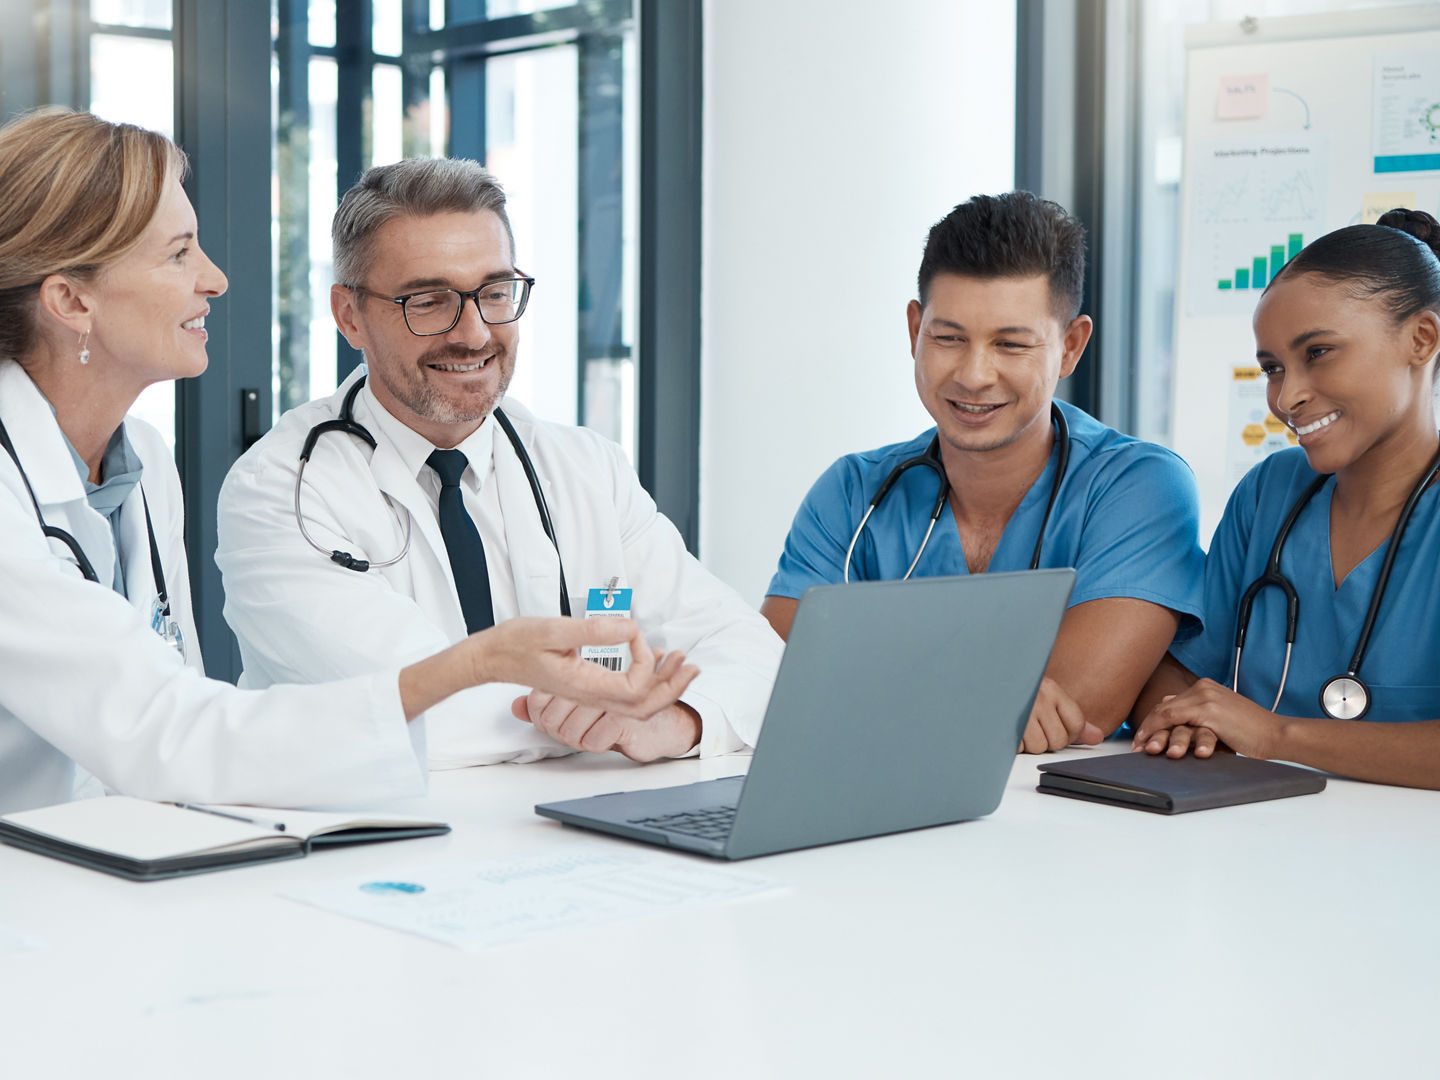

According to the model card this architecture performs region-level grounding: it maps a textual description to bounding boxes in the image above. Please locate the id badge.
[580,579,632,672]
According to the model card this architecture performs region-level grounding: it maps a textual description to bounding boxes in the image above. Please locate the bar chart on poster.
[1186,132,1326,319]
[1174,7,1440,536]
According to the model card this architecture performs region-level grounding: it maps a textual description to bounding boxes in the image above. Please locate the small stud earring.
[78,330,90,366]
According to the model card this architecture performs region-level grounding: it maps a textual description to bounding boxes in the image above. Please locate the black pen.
[171,803,287,833]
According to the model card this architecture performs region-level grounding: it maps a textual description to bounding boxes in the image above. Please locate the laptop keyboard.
[629,805,736,841]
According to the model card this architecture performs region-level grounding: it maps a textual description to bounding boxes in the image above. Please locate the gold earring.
[78,329,90,366]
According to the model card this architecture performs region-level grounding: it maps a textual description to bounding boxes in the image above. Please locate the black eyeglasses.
[347,275,535,336]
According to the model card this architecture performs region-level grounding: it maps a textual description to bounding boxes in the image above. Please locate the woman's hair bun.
[1376,207,1440,258]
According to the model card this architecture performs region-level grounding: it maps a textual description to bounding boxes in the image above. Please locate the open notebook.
[0,796,449,881]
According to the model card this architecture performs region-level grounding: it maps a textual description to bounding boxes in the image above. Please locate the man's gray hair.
[332,157,514,287]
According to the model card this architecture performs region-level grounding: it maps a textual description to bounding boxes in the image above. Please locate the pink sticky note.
[1217,73,1269,120]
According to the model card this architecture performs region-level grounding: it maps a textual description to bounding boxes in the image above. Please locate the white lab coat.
[217,367,783,767]
[0,359,427,814]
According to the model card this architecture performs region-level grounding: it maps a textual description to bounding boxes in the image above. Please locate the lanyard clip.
[602,576,620,608]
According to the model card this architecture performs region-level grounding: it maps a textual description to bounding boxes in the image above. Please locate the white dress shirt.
[362,387,521,625]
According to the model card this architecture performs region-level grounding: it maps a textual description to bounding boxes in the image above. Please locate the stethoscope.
[0,416,185,657]
[843,403,1071,582]
[294,374,572,616]
[1232,444,1440,721]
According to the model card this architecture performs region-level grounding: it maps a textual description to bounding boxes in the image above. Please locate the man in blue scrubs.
[762,192,1205,753]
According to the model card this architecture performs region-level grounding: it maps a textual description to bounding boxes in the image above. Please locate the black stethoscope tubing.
[1232,442,1440,720]
[294,374,572,617]
[0,414,175,628]
[843,402,1071,582]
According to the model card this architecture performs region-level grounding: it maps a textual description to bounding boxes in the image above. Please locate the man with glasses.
[216,157,781,767]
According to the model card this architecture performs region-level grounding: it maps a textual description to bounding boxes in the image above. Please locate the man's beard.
[373,341,514,425]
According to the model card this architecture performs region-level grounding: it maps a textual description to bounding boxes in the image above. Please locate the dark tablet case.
[1036,752,1326,814]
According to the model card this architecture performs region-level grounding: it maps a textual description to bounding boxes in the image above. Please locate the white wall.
[699,0,1018,603]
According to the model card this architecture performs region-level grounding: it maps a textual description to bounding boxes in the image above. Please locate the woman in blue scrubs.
[1132,209,1440,788]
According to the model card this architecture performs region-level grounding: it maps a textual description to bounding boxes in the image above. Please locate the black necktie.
[426,448,494,633]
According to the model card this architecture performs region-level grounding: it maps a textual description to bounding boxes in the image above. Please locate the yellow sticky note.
[1362,192,1415,224]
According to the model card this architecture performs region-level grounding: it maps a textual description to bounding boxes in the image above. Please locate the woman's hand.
[1130,678,1283,760]
[469,617,697,718]
[400,617,697,723]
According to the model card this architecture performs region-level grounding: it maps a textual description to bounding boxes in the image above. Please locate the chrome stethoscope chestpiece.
[1320,674,1370,721]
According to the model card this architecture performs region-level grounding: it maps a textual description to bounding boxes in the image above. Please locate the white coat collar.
[0,359,161,606]
[0,359,87,507]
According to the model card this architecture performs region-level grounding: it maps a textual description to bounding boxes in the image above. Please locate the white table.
[2,747,1436,1079]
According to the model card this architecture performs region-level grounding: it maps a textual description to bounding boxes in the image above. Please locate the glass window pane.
[1133,0,1210,449]
[308,0,336,48]
[308,57,339,402]
[485,0,572,16]
[598,30,639,462]
[90,32,176,453]
[430,66,447,154]
[274,45,343,414]
[90,0,171,30]
[90,35,174,138]
[128,382,178,451]
[486,46,580,432]
[372,63,404,166]
[578,31,636,461]
[372,0,403,56]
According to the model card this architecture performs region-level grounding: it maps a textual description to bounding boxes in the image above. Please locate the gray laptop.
[534,569,1075,859]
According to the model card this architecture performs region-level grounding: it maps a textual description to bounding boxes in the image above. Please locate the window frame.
[275,0,703,547]
[1014,0,1142,434]
[173,0,274,681]
[0,0,705,684]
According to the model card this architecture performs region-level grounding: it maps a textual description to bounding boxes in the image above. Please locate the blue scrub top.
[1171,447,1440,724]
[768,400,1205,636]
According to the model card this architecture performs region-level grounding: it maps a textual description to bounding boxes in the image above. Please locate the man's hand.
[511,677,703,762]
[1131,678,1283,760]
[1019,676,1105,754]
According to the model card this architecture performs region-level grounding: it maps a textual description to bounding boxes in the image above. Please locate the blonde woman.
[0,109,694,814]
